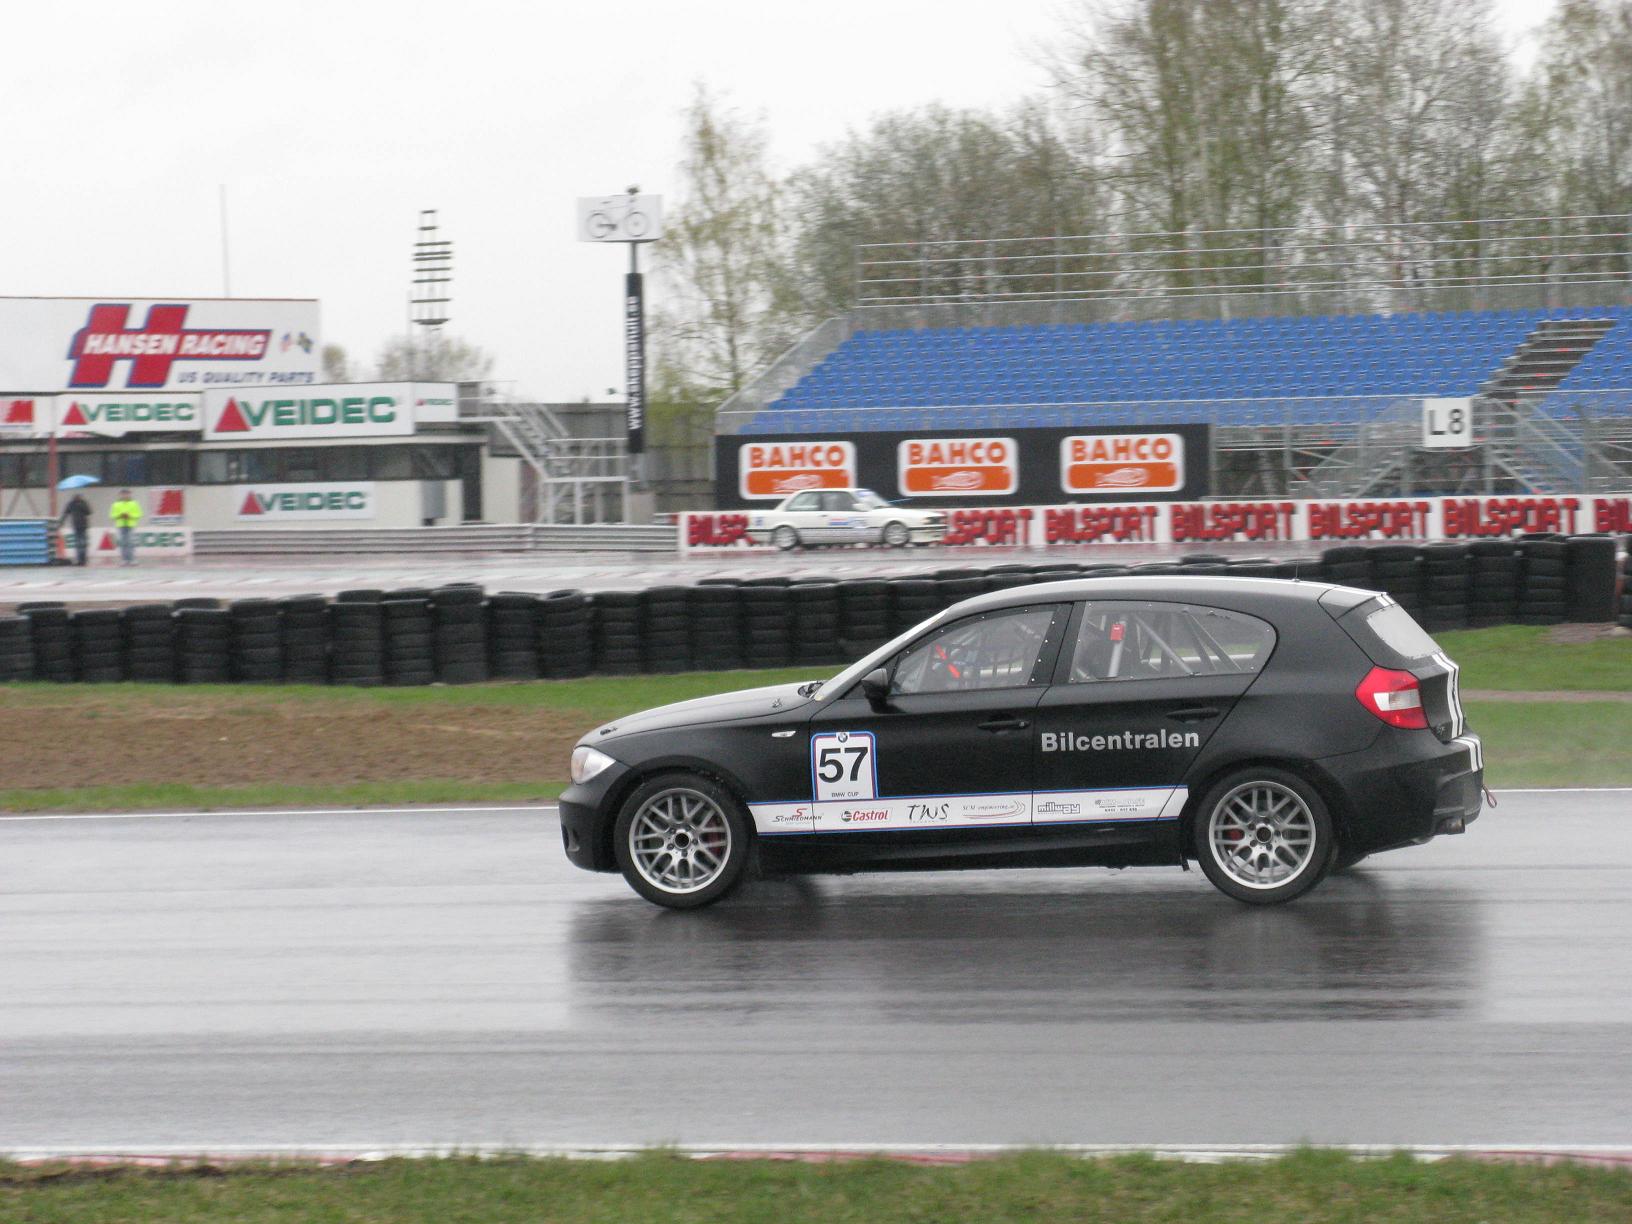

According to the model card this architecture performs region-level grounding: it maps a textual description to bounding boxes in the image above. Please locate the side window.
[892,607,1058,695]
[786,492,820,512]
[1068,602,1275,683]
[822,491,856,511]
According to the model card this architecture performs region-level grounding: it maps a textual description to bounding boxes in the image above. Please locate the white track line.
[0,803,559,823]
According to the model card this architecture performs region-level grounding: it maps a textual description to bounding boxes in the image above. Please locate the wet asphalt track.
[0,793,1629,1154]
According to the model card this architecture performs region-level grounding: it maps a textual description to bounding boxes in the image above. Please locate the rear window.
[1363,604,1442,661]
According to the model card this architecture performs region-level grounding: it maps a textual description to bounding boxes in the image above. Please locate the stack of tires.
[688,583,745,672]
[329,590,385,687]
[789,581,842,667]
[1564,535,1619,624]
[984,569,1037,593]
[1467,541,1521,628]
[19,603,73,682]
[1619,545,1632,629]
[175,606,231,683]
[888,578,939,636]
[640,587,692,674]
[1319,545,1374,591]
[1517,536,1569,624]
[431,584,489,684]
[123,604,178,682]
[1418,543,1471,632]
[382,593,436,686]
[837,580,891,657]
[934,570,988,613]
[1367,544,1423,618]
[279,595,331,684]
[740,579,792,668]
[0,615,33,682]
[539,590,594,678]
[229,599,283,683]
[487,593,541,680]
[72,609,125,682]
[590,592,642,674]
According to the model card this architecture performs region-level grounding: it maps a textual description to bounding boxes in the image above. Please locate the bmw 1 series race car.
[746,488,946,549]
[559,577,1483,909]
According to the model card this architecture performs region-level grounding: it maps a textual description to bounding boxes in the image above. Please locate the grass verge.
[0,779,564,814]
[1434,625,1632,691]
[1462,700,1632,787]
[2,1150,1630,1223]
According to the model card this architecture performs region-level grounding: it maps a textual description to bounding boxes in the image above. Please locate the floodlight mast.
[410,209,454,381]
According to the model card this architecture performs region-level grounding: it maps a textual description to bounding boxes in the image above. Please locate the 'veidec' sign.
[898,436,1017,497]
[1061,432,1185,494]
[738,441,856,500]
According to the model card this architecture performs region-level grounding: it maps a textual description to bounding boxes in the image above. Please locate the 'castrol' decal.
[1061,432,1185,494]
[739,441,856,500]
[897,436,1018,497]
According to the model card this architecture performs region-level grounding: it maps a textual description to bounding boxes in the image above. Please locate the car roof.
[956,574,1376,617]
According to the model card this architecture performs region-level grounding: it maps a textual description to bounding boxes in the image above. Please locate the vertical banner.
[624,271,646,458]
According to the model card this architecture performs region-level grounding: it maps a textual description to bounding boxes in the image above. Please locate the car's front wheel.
[882,520,910,548]
[1194,767,1335,905]
[613,773,751,909]
[772,525,800,551]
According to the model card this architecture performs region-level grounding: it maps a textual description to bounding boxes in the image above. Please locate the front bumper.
[1320,729,1483,856]
[558,761,631,873]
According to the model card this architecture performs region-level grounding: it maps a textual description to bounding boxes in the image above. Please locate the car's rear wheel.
[1194,768,1335,905]
[613,773,751,909]
[772,525,800,551]
[882,520,910,548]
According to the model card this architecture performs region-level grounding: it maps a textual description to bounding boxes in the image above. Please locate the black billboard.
[715,424,1211,509]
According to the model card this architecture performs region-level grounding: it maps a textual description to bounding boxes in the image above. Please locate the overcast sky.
[1,0,1555,403]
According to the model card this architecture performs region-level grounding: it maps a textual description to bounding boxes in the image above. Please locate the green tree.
[653,85,800,402]
[320,343,353,383]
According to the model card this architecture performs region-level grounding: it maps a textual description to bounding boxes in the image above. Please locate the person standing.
[59,493,92,566]
[109,489,143,566]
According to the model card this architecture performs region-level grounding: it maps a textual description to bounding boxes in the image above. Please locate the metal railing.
[855,213,1632,318]
[194,522,673,557]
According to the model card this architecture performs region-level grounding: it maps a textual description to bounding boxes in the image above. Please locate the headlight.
[571,745,617,785]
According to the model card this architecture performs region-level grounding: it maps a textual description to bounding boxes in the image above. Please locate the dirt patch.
[1464,688,1632,702]
[1546,623,1632,645]
[1,692,588,789]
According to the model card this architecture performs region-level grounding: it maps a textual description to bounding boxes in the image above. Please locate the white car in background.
[748,488,946,550]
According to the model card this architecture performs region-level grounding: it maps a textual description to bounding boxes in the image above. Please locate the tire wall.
[2,537,1624,686]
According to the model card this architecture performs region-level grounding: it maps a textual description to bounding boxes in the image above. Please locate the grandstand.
[719,215,1632,498]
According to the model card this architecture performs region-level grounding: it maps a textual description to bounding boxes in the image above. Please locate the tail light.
[1355,666,1428,729]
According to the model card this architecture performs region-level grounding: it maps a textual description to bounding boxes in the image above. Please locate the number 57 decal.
[811,731,878,802]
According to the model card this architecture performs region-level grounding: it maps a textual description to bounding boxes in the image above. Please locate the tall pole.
[624,227,647,491]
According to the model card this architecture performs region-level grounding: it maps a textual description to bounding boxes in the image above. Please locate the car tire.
[882,520,910,548]
[612,772,752,910]
[772,525,800,551]
[1193,767,1336,905]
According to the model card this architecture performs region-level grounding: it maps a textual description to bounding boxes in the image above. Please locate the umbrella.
[57,474,101,490]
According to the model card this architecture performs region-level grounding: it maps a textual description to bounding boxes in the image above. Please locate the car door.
[819,490,867,543]
[805,602,1070,835]
[778,490,823,539]
[1031,599,1277,827]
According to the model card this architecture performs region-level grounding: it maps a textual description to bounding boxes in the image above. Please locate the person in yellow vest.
[109,489,143,566]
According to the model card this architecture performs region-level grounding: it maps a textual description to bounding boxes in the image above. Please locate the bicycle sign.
[577,194,664,243]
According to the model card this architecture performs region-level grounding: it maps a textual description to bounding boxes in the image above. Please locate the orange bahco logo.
[898,436,1018,497]
[1061,433,1185,494]
[739,441,856,499]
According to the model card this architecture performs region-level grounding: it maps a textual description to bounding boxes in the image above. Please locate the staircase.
[462,386,630,523]
[1293,318,1618,498]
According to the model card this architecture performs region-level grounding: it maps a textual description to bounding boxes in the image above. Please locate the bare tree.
[373,332,494,382]
[652,85,800,401]
[321,343,353,383]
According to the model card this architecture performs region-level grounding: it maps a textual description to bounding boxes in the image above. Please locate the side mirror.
[860,666,891,710]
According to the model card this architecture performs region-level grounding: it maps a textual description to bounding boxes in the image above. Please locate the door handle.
[1166,706,1221,723]
[978,717,1031,732]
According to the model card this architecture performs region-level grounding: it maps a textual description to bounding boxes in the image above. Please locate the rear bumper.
[1320,729,1483,856]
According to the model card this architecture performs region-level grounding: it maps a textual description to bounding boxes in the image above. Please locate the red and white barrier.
[680,494,1632,554]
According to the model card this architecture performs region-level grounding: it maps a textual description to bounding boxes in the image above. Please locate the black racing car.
[559,577,1483,909]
